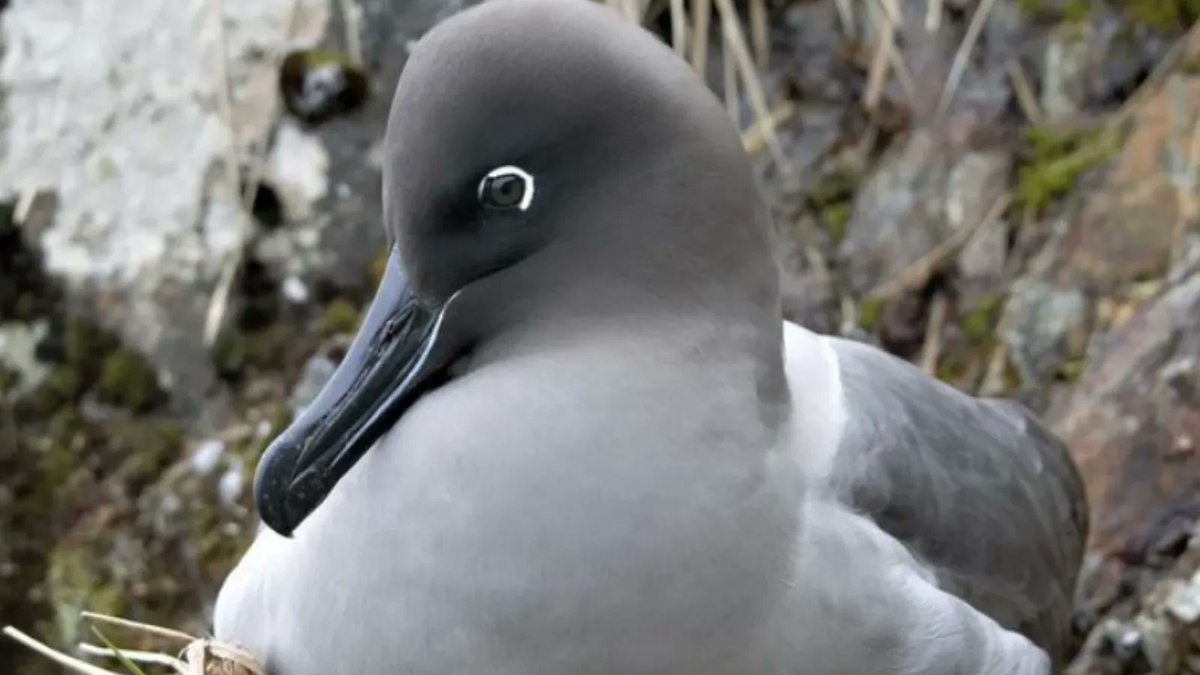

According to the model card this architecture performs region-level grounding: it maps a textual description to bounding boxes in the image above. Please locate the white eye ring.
[478,165,535,212]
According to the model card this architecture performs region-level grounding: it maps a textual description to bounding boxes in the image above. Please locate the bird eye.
[478,165,534,212]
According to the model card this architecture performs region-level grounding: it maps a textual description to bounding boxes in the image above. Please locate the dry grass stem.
[339,0,365,65]
[877,0,901,25]
[81,612,195,644]
[669,0,687,56]
[1006,58,1044,125]
[742,101,796,155]
[935,0,999,122]
[202,0,302,349]
[925,0,942,32]
[78,644,187,671]
[1111,21,1200,129]
[689,0,711,73]
[625,0,642,22]
[724,42,740,124]
[750,0,769,69]
[863,0,917,109]
[979,339,1011,396]
[869,192,1012,299]
[919,292,949,375]
[6,612,269,675]
[14,187,37,225]
[3,627,117,675]
[834,0,856,38]
[1172,84,1200,259]
[711,0,792,179]
[863,0,896,113]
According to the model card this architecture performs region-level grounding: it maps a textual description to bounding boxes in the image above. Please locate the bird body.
[214,1,1088,673]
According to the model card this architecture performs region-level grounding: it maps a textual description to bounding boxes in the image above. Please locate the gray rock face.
[837,129,1012,295]
[0,0,329,418]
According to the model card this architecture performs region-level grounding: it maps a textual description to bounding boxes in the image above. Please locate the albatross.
[214,1,1089,673]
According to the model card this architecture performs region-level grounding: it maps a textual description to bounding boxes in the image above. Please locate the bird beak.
[254,246,459,537]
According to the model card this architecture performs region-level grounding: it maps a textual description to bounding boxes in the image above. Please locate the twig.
[712,0,793,180]
[1006,58,1044,125]
[669,0,687,57]
[863,0,897,113]
[869,192,1012,299]
[749,0,768,69]
[919,292,948,375]
[3,627,119,675]
[935,0,999,123]
[689,0,711,73]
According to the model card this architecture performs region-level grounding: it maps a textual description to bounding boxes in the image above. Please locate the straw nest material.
[3,612,266,675]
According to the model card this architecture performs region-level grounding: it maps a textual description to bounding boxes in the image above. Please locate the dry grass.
[4,612,265,675]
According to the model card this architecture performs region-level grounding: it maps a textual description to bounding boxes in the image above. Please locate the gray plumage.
[213,1,1088,673]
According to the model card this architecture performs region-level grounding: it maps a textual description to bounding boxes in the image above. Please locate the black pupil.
[483,174,525,208]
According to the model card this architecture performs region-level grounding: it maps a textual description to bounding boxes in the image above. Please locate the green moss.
[96,349,161,412]
[320,297,361,337]
[1120,0,1200,30]
[45,544,125,649]
[960,295,1004,343]
[1180,56,1200,74]
[1017,0,1091,21]
[857,297,886,333]
[1015,126,1117,214]
[1056,356,1086,382]
[108,418,185,487]
[0,365,21,395]
[809,171,859,243]
[29,366,83,416]
[823,203,851,244]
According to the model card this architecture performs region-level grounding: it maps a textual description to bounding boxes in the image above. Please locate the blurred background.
[0,0,1198,672]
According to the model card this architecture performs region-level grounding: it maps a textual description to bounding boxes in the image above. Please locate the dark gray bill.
[254,247,458,537]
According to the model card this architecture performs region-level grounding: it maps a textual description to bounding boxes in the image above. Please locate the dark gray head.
[254,0,782,536]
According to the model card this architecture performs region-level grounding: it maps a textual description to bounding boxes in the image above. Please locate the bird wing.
[802,330,1088,666]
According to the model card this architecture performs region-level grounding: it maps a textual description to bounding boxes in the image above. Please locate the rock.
[1001,278,1089,402]
[1082,6,1175,107]
[1063,75,1200,291]
[1041,23,1092,121]
[0,321,49,398]
[837,129,1012,295]
[0,0,329,417]
[265,120,331,222]
[1165,569,1200,624]
[282,0,481,293]
[1052,269,1200,561]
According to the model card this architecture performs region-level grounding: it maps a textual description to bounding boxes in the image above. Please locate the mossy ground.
[0,195,382,672]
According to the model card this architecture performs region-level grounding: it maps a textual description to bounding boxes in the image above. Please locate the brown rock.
[1053,271,1200,561]
[1064,75,1200,289]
